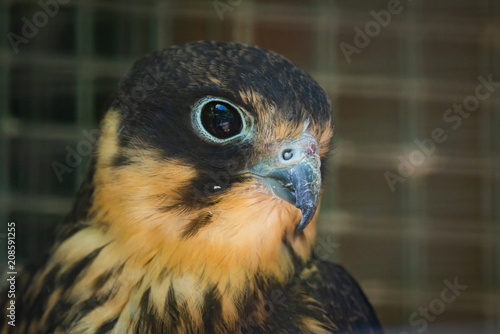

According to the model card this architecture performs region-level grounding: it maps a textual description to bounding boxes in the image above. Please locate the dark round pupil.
[200,102,242,139]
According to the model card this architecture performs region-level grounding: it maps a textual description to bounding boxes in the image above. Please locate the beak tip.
[295,206,315,234]
[295,222,307,234]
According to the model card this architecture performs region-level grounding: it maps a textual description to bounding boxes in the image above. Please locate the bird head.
[89,41,334,282]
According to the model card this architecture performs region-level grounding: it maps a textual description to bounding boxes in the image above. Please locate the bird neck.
[53,157,318,310]
[84,173,317,289]
[47,111,320,330]
[49,179,318,330]
[48,222,322,332]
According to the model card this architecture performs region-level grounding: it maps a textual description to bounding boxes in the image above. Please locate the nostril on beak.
[282,148,294,161]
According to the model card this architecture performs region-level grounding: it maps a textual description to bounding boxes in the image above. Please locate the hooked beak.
[245,134,321,233]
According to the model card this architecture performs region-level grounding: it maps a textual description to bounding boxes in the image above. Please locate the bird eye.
[200,101,242,139]
[192,97,253,144]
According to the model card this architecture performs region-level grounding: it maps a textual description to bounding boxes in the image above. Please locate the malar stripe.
[181,212,213,238]
[175,172,233,210]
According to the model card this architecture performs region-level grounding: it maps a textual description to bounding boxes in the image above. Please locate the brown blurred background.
[1,0,499,333]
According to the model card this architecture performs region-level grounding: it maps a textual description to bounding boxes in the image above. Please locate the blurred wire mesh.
[0,0,499,332]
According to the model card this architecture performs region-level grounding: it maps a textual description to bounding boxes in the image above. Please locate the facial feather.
[5,41,338,333]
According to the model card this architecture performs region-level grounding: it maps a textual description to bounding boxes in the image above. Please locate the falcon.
[1,41,382,333]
